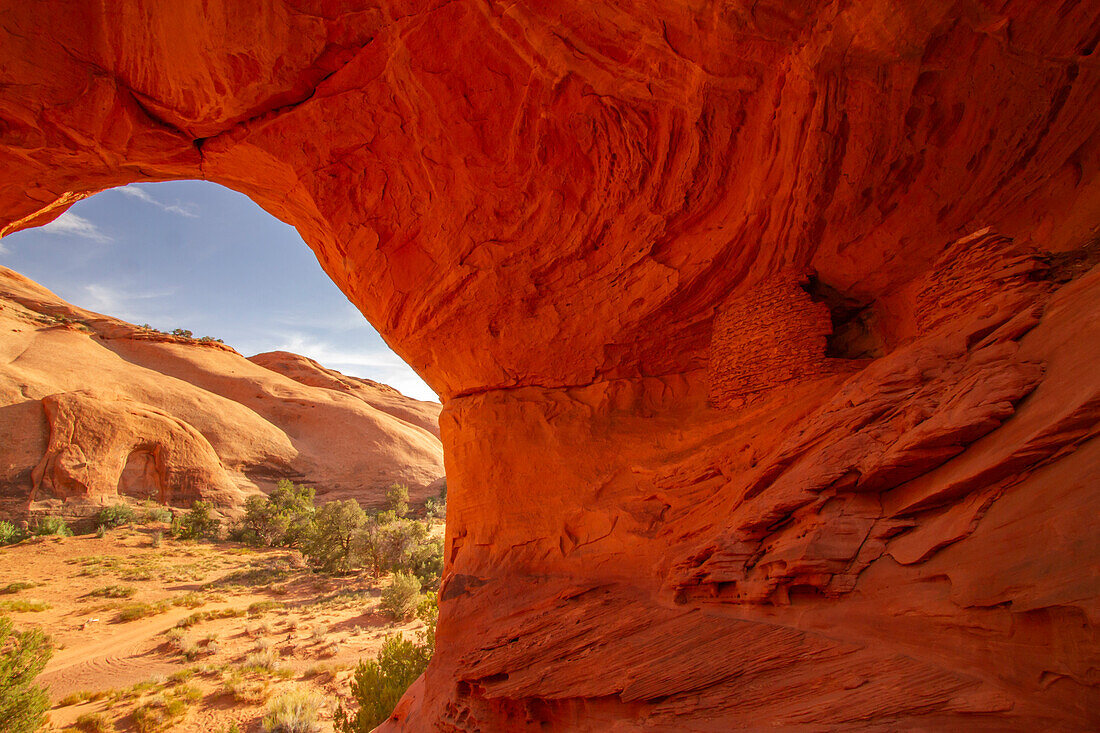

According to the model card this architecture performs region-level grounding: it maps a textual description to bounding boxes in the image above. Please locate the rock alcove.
[1,1,1098,729]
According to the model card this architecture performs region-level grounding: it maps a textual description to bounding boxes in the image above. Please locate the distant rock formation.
[1,2,1098,729]
[0,266,443,518]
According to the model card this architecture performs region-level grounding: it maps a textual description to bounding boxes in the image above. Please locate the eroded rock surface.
[1,2,1098,729]
[0,267,443,517]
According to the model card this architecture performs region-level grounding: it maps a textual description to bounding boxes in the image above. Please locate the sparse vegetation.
[335,633,431,733]
[248,600,285,616]
[75,711,114,732]
[117,600,170,622]
[0,599,50,613]
[0,616,53,733]
[89,584,137,599]
[32,515,71,537]
[175,607,246,628]
[0,582,36,595]
[263,687,324,733]
[94,504,137,530]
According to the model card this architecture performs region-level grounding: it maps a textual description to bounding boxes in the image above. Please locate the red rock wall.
[707,273,835,407]
[1,2,1098,729]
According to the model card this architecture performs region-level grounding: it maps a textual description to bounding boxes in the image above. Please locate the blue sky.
[0,181,437,401]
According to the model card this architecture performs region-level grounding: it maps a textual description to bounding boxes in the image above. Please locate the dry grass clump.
[88,584,136,599]
[58,689,111,706]
[0,598,50,612]
[222,669,271,704]
[116,600,170,622]
[75,711,114,732]
[262,687,324,733]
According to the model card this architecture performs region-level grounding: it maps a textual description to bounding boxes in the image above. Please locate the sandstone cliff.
[0,266,443,518]
[1,1,1098,729]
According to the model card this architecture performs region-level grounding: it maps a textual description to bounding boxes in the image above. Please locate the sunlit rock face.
[2,1,1099,728]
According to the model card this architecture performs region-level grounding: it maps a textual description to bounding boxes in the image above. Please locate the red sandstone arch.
[2,1,1099,729]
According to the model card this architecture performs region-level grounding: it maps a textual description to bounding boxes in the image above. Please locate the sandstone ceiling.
[2,1,1098,729]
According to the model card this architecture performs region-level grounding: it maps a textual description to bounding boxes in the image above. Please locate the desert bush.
[0,521,24,545]
[335,634,430,733]
[408,534,444,589]
[231,480,316,547]
[75,711,113,732]
[302,500,365,574]
[0,616,53,733]
[384,483,409,517]
[263,687,324,733]
[380,572,420,621]
[171,501,221,540]
[380,520,427,572]
[351,515,387,578]
[33,515,71,537]
[150,531,163,548]
[89,584,136,599]
[94,504,136,530]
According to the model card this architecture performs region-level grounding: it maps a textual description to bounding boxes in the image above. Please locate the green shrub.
[231,481,315,548]
[409,535,444,590]
[385,484,409,517]
[0,616,53,733]
[170,501,221,540]
[302,500,365,574]
[33,515,71,537]
[263,687,323,733]
[0,521,23,545]
[335,635,430,732]
[380,571,420,621]
[94,504,136,530]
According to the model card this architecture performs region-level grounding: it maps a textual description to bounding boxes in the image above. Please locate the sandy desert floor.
[0,524,437,732]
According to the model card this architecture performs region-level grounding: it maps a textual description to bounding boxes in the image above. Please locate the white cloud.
[0,240,9,255]
[38,212,112,242]
[117,185,198,218]
[81,282,177,321]
[260,331,437,400]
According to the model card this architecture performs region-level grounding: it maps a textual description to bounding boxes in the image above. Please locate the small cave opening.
[800,276,885,360]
